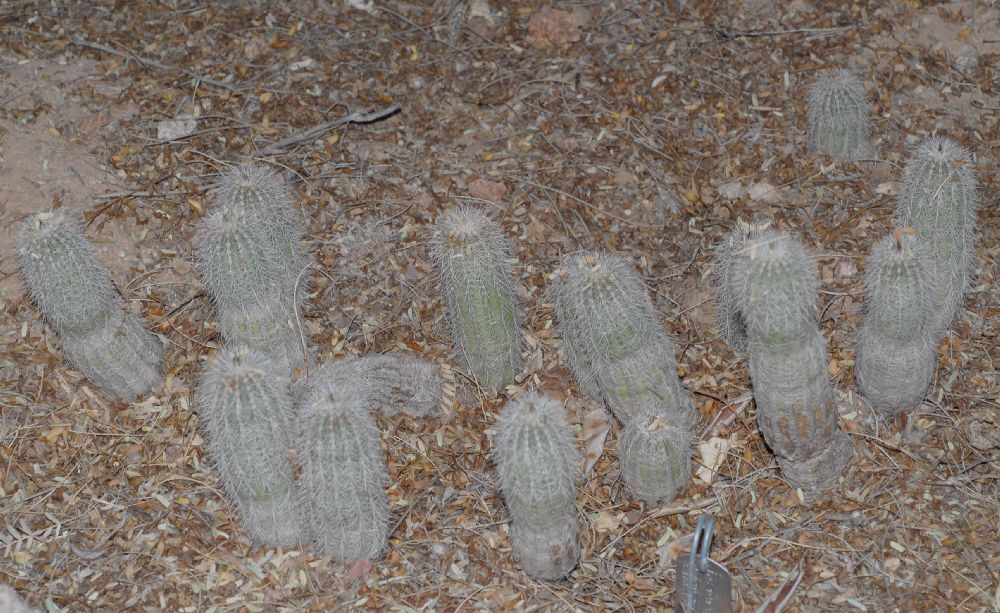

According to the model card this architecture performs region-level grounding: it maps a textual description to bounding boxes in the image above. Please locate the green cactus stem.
[431,206,524,391]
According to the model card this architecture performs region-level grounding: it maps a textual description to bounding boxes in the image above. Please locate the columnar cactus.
[16,210,162,401]
[856,231,937,415]
[195,207,307,375]
[197,348,300,546]
[554,252,695,427]
[806,69,874,160]
[713,216,775,353]
[494,392,580,579]
[618,408,691,504]
[893,137,979,335]
[216,163,309,295]
[737,232,852,492]
[431,206,524,391]
[313,353,444,418]
[299,381,389,562]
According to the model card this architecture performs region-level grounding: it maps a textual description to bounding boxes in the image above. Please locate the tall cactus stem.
[493,392,580,579]
[197,348,301,546]
[431,206,524,390]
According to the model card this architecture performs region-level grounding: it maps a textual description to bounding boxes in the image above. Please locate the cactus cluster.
[493,392,580,579]
[806,69,874,160]
[196,164,309,375]
[197,348,438,559]
[431,206,524,391]
[618,408,691,504]
[855,231,937,415]
[554,251,696,428]
[299,378,389,563]
[197,348,300,546]
[717,228,852,492]
[893,136,979,335]
[16,210,162,401]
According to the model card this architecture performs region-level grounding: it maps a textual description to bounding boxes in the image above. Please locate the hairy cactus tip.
[197,347,300,547]
[738,231,853,493]
[619,408,691,504]
[856,229,937,416]
[807,68,874,160]
[555,251,696,427]
[299,379,389,563]
[16,209,162,401]
[195,206,307,375]
[894,136,979,335]
[494,391,581,579]
[431,205,524,391]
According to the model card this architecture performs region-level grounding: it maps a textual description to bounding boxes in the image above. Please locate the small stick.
[258,104,402,155]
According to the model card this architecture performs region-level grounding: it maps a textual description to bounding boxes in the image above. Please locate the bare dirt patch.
[0,54,138,303]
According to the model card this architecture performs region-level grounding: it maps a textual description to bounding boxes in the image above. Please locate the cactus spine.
[713,216,775,353]
[313,353,444,418]
[554,252,695,427]
[16,210,162,401]
[431,206,524,390]
[299,382,389,562]
[619,408,691,504]
[736,232,852,492]
[195,207,307,375]
[494,392,580,579]
[893,137,979,335]
[806,69,874,160]
[856,231,937,415]
[197,348,300,546]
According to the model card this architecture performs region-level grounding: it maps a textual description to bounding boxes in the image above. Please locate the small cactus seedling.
[554,252,696,426]
[737,232,852,492]
[856,230,938,415]
[312,353,444,418]
[16,210,162,401]
[216,164,309,296]
[197,348,300,546]
[195,207,307,375]
[806,69,874,160]
[299,381,389,563]
[713,217,775,354]
[619,408,691,504]
[893,136,979,335]
[431,206,524,390]
[494,392,580,579]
